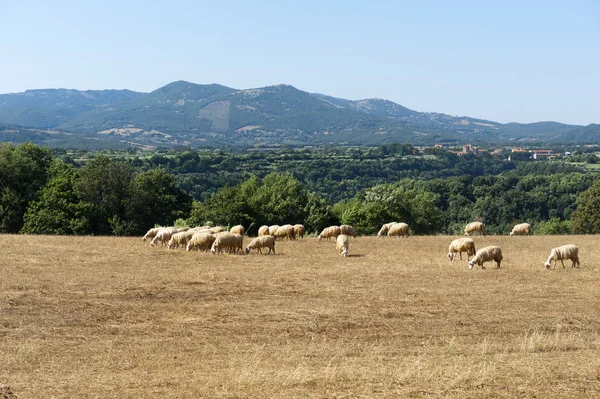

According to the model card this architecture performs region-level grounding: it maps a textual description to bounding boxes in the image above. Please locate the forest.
[2,142,600,237]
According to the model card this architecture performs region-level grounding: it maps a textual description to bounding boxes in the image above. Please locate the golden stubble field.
[1,234,600,398]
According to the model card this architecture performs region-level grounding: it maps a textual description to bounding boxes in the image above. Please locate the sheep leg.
[561,259,565,268]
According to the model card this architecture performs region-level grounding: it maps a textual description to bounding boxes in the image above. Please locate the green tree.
[0,143,53,232]
[21,160,92,235]
[125,169,193,235]
[572,180,600,234]
[75,155,134,235]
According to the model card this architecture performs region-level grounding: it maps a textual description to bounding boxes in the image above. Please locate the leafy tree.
[0,143,53,232]
[75,155,134,235]
[334,184,443,235]
[125,169,193,235]
[572,181,600,234]
[533,218,572,235]
[21,160,92,234]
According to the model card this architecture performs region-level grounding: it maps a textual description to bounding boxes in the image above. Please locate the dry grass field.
[1,234,600,398]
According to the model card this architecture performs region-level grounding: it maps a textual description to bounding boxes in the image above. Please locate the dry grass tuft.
[1,234,600,398]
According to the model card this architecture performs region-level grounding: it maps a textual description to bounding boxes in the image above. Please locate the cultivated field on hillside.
[1,234,600,398]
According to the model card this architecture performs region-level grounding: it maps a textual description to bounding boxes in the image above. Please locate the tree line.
[3,142,600,236]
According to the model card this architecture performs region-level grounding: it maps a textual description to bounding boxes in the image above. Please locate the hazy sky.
[1,1,598,125]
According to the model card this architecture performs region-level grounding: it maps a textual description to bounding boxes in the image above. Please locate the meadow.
[1,234,600,398]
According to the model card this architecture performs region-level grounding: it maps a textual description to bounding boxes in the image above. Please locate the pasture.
[1,234,600,398]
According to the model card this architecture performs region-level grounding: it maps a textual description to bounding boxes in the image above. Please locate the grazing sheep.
[246,236,276,255]
[465,222,486,236]
[268,225,280,236]
[388,222,410,238]
[377,222,398,237]
[545,244,580,269]
[211,232,239,254]
[293,224,305,239]
[211,226,224,233]
[447,237,476,261]
[275,224,296,241]
[228,233,244,254]
[167,230,195,249]
[468,246,502,270]
[317,225,341,241]
[175,226,190,233]
[510,223,531,236]
[142,227,162,242]
[230,224,245,236]
[340,224,357,238]
[186,232,216,252]
[336,234,349,257]
[150,227,177,247]
[258,225,270,237]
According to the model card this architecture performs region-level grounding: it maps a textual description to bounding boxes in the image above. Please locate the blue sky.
[1,1,598,125]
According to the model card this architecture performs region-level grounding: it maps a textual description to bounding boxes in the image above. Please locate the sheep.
[186,232,216,252]
[275,224,296,241]
[150,227,177,247]
[447,238,476,261]
[510,223,531,236]
[268,225,280,236]
[545,244,580,269]
[230,224,245,236]
[468,246,503,270]
[377,222,398,237]
[211,226,224,233]
[211,232,240,254]
[293,224,305,239]
[258,225,270,237]
[336,234,349,257]
[317,225,341,241]
[465,222,486,236]
[340,224,357,238]
[142,227,162,242]
[388,222,410,238]
[175,226,190,233]
[167,230,195,249]
[245,236,276,255]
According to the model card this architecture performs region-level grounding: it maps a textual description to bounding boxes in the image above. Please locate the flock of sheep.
[447,221,580,270]
[141,221,581,269]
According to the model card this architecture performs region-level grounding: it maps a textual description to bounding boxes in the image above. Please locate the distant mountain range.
[0,81,597,148]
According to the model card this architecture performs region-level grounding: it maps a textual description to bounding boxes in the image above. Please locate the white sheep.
[268,225,280,236]
[447,237,476,261]
[293,224,305,239]
[245,236,276,255]
[150,227,177,247]
[388,222,410,238]
[377,222,398,237]
[545,244,580,269]
[317,226,341,241]
[167,230,195,249]
[336,234,349,257]
[230,224,245,236]
[340,224,357,238]
[175,226,190,233]
[186,232,216,252]
[258,225,270,236]
[464,222,486,236]
[468,246,502,270]
[510,223,531,236]
[211,232,240,255]
[211,226,224,233]
[142,227,162,242]
[275,224,296,240]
